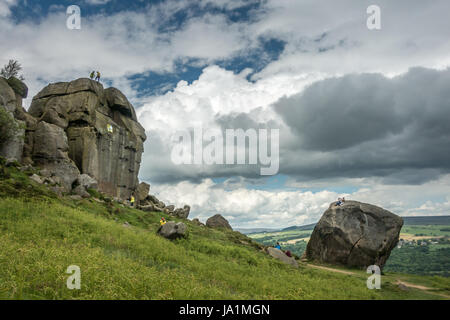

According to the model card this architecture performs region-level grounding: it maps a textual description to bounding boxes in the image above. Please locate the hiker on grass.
[95,71,101,82]
[89,71,95,80]
[160,217,166,226]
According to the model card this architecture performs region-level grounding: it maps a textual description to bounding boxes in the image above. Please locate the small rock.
[267,247,298,268]
[30,174,43,184]
[73,185,90,198]
[69,195,83,201]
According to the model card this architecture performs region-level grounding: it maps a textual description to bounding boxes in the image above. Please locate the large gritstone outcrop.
[28,78,146,199]
[304,200,403,270]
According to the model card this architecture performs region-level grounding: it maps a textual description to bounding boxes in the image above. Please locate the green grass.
[0,164,449,300]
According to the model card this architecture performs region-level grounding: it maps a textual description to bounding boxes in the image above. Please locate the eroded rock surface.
[304,200,403,269]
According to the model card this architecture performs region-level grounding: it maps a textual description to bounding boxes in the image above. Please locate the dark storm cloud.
[274,67,450,183]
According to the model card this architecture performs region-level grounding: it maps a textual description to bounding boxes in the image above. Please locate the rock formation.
[18,77,147,199]
[206,214,232,230]
[304,200,403,269]
[1,76,193,214]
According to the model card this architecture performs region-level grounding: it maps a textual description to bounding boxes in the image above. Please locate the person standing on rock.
[95,71,101,82]
[89,71,95,80]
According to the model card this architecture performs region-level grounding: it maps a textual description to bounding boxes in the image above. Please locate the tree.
[0,59,25,80]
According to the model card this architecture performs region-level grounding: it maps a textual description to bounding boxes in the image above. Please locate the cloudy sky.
[2,0,450,228]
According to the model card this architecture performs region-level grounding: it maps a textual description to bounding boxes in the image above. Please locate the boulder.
[158,222,187,240]
[76,174,98,190]
[206,214,232,230]
[304,200,403,269]
[73,185,90,198]
[267,247,298,268]
[166,205,175,212]
[30,174,43,184]
[137,182,150,202]
[173,205,190,219]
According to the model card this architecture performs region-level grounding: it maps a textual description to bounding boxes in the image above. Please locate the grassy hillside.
[0,162,449,299]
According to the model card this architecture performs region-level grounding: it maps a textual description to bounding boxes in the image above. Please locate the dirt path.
[305,263,449,299]
[305,263,355,275]
[395,280,450,299]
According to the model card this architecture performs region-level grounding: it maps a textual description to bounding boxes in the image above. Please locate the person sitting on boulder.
[90,71,95,79]
[160,217,166,226]
[285,250,292,257]
[336,197,343,206]
[275,242,281,250]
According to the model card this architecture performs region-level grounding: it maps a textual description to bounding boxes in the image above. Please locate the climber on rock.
[95,71,101,82]
[90,71,95,80]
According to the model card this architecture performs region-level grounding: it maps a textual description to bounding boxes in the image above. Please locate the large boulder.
[304,200,403,269]
[267,247,298,268]
[206,214,232,230]
[29,78,146,200]
[137,182,150,202]
[158,222,187,240]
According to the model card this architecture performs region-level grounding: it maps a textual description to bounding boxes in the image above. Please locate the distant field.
[249,217,450,277]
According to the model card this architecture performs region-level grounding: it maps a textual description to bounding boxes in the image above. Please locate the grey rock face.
[0,78,25,161]
[267,247,298,268]
[29,78,146,200]
[304,200,403,269]
[158,221,187,240]
[32,121,80,192]
[206,214,232,230]
[137,182,150,202]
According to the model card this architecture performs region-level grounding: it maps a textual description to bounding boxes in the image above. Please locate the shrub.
[0,107,21,146]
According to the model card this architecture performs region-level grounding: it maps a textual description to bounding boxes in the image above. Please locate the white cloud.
[0,0,17,17]
[151,174,450,228]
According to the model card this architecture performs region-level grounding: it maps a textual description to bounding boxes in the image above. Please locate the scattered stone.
[267,247,298,268]
[206,214,232,230]
[122,221,131,228]
[30,174,43,184]
[192,218,205,227]
[69,195,83,201]
[72,185,90,198]
[158,221,187,240]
